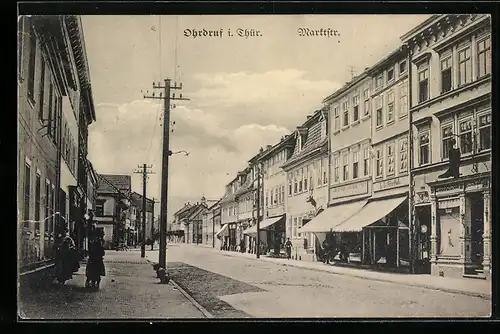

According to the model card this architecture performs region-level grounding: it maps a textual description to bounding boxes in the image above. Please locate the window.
[387,67,394,82]
[458,118,473,154]
[477,36,491,78]
[387,143,395,176]
[399,83,408,118]
[323,159,328,185]
[343,101,349,126]
[376,96,383,127]
[343,153,349,181]
[27,20,36,102]
[441,123,454,160]
[320,120,326,139]
[294,171,298,194]
[265,191,269,207]
[334,156,340,182]
[23,161,31,226]
[352,151,359,179]
[376,150,383,177]
[387,91,395,123]
[45,180,50,234]
[270,189,274,206]
[293,217,298,238]
[399,138,408,172]
[458,47,472,86]
[317,160,322,186]
[299,168,303,192]
[38,58,45,120]
[399,60,407,74]
[376,74,383,88]
[96,199,105,217]
[288,175,292,196]
[363,88,370,116]
[47,83,53,138]
[352,95,360,122]
[297,135,302,152]
[363,148,370,176]
[478,113,491,151]
[281,185,285,203]
[35,172,41,232]
[419,131,430,165]
[287,217,292,239]
[304,166,308,190]
[441,56,452,93]
[418,67,429,103]
[334,106,340,131]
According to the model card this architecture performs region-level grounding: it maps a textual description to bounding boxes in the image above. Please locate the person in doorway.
[284,238,293,260]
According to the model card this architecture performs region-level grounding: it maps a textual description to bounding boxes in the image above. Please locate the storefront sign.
[435,183,463,194]
[373,176,406,192]
[330,180,368,199]
[465,178,489,192]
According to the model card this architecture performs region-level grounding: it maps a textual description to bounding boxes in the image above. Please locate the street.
[148,244,491,318]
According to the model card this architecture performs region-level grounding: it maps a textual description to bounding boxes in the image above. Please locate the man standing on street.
[285,238,292,260]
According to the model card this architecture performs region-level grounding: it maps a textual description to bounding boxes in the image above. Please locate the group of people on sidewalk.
[53,228,106,290]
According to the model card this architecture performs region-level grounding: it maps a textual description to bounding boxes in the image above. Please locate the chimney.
[307,115,312,119]
[365,67,370,71]
[266,145,272,150]
[259,147,264,153]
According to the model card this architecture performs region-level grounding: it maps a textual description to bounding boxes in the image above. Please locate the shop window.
[363,88,370,116]
[352,95,360,122]
[418,67,429,103]
[419,131,430,165]
[441,56,452,93]
[334,156,340,182]
[437,208,461,257]
[387,90,395,123]
[376,149,383,178]
[387,143,395,176]
[352,151,359,179]
[399,138,408,172]
[376,96,383,127]
[458,46,472,86]
[399,83,408,118]
[343,153,349,181]
[458,118,473,154]
[343,100,349,127]
[334,106,340,131]
[478,113,491,151]
[477,36,491,78]
[23,161,31,226]
[441,122,454,160]
[363,148,370,176]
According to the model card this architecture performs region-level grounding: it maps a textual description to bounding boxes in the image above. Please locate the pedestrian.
[284,238,292,260]
[54,229,79,284]
[85,231,106,290]
[322,238,330,264]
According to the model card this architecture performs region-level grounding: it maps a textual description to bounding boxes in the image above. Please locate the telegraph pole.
[143,79,189,268]
[133,164,154,258]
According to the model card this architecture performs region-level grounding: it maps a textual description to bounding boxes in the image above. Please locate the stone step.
[463,274,487,280]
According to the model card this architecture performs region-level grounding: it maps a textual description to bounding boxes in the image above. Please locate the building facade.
[95,174,131,249]
[18,15,96,270]
[219,177,240,250]
[401,14,492,279]
[282,109,329,261]
[201,200,221,247]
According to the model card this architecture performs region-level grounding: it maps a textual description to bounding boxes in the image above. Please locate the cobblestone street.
[146,244,491,318]
[18,251,205,319]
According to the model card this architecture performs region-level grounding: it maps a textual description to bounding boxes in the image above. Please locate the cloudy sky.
[82,14,431,220]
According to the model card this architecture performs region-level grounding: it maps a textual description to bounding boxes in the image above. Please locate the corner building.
[401,14,492,279]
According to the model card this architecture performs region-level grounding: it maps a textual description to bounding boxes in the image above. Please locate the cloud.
[88,69,337,221]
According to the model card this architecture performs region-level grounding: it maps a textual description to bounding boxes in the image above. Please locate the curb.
[197,246,492,300]
[145,258,214,318]
[19,263,55,276]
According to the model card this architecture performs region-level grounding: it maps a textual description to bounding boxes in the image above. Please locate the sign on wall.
[373,176,407,192]
[330,180,368,199]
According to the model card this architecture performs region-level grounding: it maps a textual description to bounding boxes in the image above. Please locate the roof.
[400,14,440,43]
[205,199,220,209]
[257,134,295,162]
[282,110,328,169]
[130,191,154,212]
[322,71,370,104]
[97,174,131,194]
[366,46,407,75]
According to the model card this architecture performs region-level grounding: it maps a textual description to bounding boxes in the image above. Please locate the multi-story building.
[246,136,295,255]
[174,197,216,244]
[282,108,329,261]
[201,199,221,247]
[401,14,492,279]
[171,202,193,243]
[219,177,240,250]
[18,15,95,270]
[129,191,155,246]
[95,174,131,249]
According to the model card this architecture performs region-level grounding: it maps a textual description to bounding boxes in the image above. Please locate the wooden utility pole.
[143,79,189,268]
[133,164,155,258]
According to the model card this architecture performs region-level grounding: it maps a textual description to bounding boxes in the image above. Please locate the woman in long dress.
[85,234,106,290]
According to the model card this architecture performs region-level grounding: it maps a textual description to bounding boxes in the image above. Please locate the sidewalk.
[179,244,492,300]
[18,250,208,319]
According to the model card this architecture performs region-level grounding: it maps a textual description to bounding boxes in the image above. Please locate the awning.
[332,196,407,233]
[244,215,284,235]
[215,224,229,238]
[298,200,367,233]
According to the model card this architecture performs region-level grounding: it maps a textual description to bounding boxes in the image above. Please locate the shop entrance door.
[470,193,484,266]
[416,205,431,274]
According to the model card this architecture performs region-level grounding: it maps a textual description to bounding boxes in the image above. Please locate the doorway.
[469,192,484,266]
[416,205,431,274]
